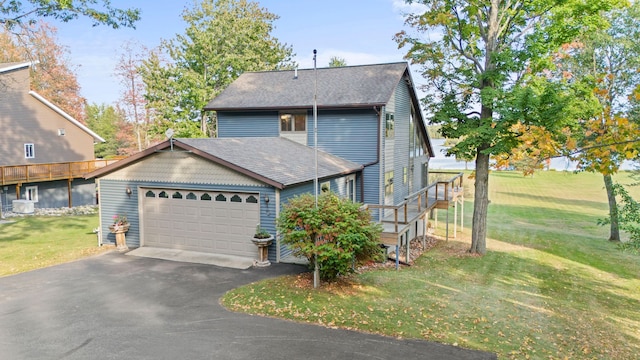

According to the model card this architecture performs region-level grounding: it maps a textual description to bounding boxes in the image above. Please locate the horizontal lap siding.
[313,110,378,164]
[363,164,380,218]
[98,179,273,254]
[393,80,411,205]
[278,183,314,261]
[217,112,279,137]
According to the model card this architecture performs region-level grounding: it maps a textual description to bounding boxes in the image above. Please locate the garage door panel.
[142,188,260,258]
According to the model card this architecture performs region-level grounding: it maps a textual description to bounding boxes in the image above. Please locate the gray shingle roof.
[204,62,410,110]
[176,137,362,188]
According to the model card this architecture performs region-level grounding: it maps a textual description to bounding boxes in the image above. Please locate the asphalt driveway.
[0,251,496,359]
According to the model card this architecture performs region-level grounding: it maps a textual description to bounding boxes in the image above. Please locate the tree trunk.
[469,146,490,255]
[603,173,620,242]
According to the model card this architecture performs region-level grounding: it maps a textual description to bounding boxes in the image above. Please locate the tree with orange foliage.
[555,3,640,242]
[0,22,86,121]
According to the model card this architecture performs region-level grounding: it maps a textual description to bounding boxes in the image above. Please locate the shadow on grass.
[379,246,640,357]
[497,191,608,212]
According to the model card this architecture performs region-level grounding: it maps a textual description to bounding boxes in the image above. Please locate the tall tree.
[556,3,640,241]
[0,21,86,121]
[328,56,347,67]
[115,40,156,152]
[396,0,623,254]
[139,0,296,138]
[85,103,132,158]
[0,1,139,30]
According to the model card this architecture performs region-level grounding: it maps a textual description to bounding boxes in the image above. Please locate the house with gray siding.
[0,61,105,212]
[86,137,362,262]
[206,62,433,216]
[88,62,437,265]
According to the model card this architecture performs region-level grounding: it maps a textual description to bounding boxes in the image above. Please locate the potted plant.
[108,213,130,251]
[251,224,273,267]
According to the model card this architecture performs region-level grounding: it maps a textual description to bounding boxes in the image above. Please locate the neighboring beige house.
[0,61,106,212]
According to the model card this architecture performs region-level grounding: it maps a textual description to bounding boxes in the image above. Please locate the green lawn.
[0,214,109,277]
[222,171,640,359]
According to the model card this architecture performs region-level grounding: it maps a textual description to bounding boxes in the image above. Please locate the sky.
[50,0,428,106]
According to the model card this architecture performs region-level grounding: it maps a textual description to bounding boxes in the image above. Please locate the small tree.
[277,193,383,281]
[599,183,640,254]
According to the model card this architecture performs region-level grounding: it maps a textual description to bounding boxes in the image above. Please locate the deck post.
[67,179,73,208]
[454,199,457,238]
[446,206,449,241]
[405,230,410,264]
[461,196,464,232]
[395,243,399,270]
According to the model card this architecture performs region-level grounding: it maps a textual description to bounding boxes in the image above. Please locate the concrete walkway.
[126,247,256,269]
[0,251,496,360]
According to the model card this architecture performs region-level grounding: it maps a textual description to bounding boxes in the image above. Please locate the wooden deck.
[363,171,465,269]
[0,159,119,186]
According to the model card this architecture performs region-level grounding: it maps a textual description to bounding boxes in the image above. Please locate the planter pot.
[251,235,273,267]
[109,223,130,251]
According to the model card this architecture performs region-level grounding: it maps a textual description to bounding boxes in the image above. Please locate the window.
[280,113,306,132]
[186,192,197,200]
[384,171,394,196]
[230,195,242,202]
[24,143,35,159]
[385,113,394,138]
[201,193,212,201]
[403,167,408,184]
[58,128,66,136]
[246,195,258,203]
[145,191,156,198]
[321,181,330,193]
[172,192,183,199]
[25,186,38,202]
[216,194,227,202]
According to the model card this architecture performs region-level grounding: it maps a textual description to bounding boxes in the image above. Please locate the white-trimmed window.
[25,186,38,202]
[385,113,394,138]
[321,181,330,193]
[24,143,35,159]
[384,171,394,196]
[280,113,306,132]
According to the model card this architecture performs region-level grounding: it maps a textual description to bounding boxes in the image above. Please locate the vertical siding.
[217,111,279,138]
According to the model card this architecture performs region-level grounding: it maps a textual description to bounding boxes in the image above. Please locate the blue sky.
[52,0,427,106]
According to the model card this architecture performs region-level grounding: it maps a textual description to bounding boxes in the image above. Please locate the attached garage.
[86,137,363,265]
[141,188,259,258]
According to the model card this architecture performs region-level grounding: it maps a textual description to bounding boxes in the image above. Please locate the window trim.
[280,112,307,133]
[25,186,38,202]
[24,143,35,159]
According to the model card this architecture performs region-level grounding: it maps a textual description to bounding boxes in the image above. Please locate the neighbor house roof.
[0,61,33,73]
[204,62,411,111]
[29,91,105,143]
[1,61,105,143]
[86,137,362,189]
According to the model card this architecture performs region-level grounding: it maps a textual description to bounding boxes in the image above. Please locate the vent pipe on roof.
[294,68,298,79]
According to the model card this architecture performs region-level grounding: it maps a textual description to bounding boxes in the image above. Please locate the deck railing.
[0,159,120,185]
[362,171,464,234]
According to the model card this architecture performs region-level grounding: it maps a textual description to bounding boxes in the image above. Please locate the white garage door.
[141,188,260,258]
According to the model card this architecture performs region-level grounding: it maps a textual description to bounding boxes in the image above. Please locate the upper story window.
[385,113,394,138]
[24,143,35,159]
[280,113,306,132]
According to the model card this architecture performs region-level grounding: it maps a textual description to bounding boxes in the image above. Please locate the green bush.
[277,193,383,280]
